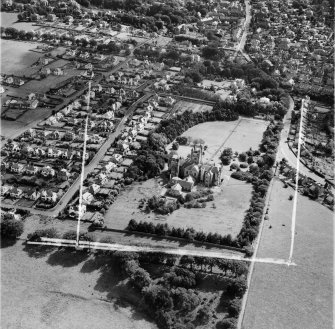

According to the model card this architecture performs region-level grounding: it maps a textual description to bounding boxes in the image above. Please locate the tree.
[196,305,211,325]
[221,155,231,165]
[130,268,151,291]
[1,219,24,240]
[143,285,173,311]
[238,152,247,162]
[228,298,241,317]
[172,141,179,150]
[5,27,19,38]
[226,277,248,297]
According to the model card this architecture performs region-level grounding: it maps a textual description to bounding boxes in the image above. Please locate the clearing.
[242,179,333,329]
[167,118,268,163]
[1,242,158,329]
[104,177,252,237]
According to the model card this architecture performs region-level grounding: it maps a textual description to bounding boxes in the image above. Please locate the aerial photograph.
[0,0,333,328]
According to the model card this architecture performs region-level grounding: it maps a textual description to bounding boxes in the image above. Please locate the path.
[209,118,242,161]
[234,0,252,61]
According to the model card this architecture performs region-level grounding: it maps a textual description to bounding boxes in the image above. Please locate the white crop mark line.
[288,97,308,264]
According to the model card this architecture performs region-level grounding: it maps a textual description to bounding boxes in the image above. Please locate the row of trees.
[127,219,240,248]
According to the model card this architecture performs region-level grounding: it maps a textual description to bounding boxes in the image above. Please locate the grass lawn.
[173,100,213,115]
[1,243,157,329]
[242,179,333,329]
[104,177,252,237]
[167,118,268,163]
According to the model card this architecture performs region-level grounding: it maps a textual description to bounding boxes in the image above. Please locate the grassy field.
[167,118,268,163]
[1,243,158,329]
[173,100,213,115]
[104,177,252,237]
[1,39,43,75]
[242,179,333,329]
[1,12,40,30]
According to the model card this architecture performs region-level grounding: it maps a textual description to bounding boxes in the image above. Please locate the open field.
[167,118,268,163]
[242,179,333,329]
[1,39,43,75]
[1,12,40,30]
[1,242,157,329]
[104,177,252,237]
[173,100,213,114]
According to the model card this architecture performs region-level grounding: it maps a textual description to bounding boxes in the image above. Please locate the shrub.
[216,318,237,329]
[62,230,78,240]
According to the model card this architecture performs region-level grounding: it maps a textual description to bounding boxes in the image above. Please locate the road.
[276,96,325,184]
[234,0,252,61]
[6,92,152,217]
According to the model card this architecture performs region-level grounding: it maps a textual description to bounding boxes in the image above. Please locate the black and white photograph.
[0,0,334,328]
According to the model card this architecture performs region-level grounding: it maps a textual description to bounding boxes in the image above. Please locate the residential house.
[58,168,70,181]
[9,187,23,198]
[63,131,74,141]
[89,184,100,195]
[1,185,12,196]
[41,165,55,177]
[97,172,108,184]
[103,161,116,173]
[25,164,39,175]
[34,147,45,157]
[41,190,58,203]
[53,68,64,76]
[69,204,86,218]
[47,13,57,21]
[25,189,40,201]
[49,130,60,140]
[11,163,24,174]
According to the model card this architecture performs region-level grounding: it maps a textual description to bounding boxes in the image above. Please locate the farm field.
[173,100,213,114]
[1,242,157,329]
[167,118,268,163]
[104,177,252,237]
[242,179,333,329]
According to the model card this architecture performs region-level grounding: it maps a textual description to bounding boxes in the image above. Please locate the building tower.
[191,144,203,164]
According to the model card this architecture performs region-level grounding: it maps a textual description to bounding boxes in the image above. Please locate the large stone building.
[168,145,223,188]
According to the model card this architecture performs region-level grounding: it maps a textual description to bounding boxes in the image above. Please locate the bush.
[230,163,240,170]
[1,219,24,240]
[27,228,59,241]
[62,230,77,240]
